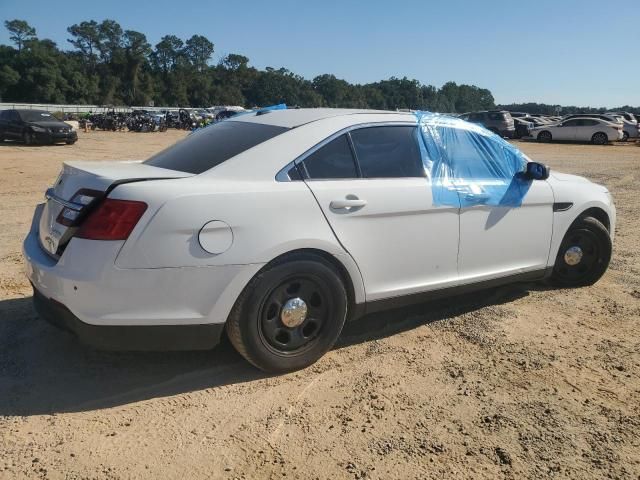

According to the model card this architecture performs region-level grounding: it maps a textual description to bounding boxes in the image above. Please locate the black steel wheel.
[537,131,552,143]
[227,253,348,373]
[550,216,611,287]
[259,274,330,355]
[591,132,608,145]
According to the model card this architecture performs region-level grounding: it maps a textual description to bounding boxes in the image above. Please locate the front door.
[457,180,554,282]
[553,119,579,141]
[300,126,460,301]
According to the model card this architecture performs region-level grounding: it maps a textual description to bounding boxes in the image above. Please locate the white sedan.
[23,109,615,372]
[531,117,623,144]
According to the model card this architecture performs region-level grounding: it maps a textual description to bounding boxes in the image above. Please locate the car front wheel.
[226,254,348,373]
[550,216,612,287]
[621,131,629,142]
[23,131,34,145]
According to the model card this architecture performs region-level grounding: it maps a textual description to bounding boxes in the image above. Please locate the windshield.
[144,120,289,174]
[18,110,60,122]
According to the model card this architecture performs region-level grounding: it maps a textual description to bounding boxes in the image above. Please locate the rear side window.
[488,112,507,121]
[144,121,288,174]
[350,126,424,178]
[301,134,358,179]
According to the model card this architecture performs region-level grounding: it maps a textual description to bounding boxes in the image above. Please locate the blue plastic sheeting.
[256,103,287,113]
[414,112,531,208]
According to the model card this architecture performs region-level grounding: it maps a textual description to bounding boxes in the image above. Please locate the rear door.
[576,119,597,141]
[301,125,460,301]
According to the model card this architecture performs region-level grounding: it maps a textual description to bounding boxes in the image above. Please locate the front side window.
[145,121,289,174]
[350,126,424,178]
[563,120,580,127]
[301,134,358,179]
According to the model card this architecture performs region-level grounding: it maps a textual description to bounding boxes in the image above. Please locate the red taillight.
[76,199,147,240]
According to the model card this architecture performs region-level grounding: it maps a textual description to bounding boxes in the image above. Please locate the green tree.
[184,35,214,71]
[67,21,100,62]
[4,19,36,52]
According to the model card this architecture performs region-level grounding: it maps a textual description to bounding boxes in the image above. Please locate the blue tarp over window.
[415,112,531,208]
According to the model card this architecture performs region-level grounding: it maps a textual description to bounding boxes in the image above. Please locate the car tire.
[537,131,552,143]
[549,216,612,288]
[226,253,348,373]
[23,131,34,145]
[66,139,77,145]
[621,131,629,142]
[591,132,608,145]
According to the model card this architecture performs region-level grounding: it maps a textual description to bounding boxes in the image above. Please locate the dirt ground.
[0,130,638,480]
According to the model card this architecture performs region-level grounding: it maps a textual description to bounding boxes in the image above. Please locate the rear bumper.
[32,285,224,351]
[23,203,261,350]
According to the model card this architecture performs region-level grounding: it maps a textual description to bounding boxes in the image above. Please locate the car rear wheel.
[537,131,552,143]
[226,254,348,373]
[591,132,608,145]
[550,216,611,288]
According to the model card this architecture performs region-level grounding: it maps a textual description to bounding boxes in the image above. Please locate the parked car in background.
[24,108,615,372]
[0,109,78,145]
[513,117,533,138]
[531,117,623,144]
[607,111,638,124]
[564,113,637,141]
[522,116,551,127]
[458,110,516,137]
[605,112,639,141]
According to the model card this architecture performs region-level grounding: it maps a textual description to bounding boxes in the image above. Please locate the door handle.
[330,197,367,210]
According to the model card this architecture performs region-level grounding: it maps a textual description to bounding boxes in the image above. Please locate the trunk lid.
[39,160,191,257]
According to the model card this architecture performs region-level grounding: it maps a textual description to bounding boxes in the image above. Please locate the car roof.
[228,108,412,128]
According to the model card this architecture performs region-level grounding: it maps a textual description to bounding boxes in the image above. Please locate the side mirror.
[525,162,550,180]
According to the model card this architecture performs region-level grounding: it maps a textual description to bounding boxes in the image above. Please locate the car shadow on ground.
[0,283,538,416]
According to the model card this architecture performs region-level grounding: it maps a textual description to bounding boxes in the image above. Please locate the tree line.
[0,19,496,112]
[1,20,637,114]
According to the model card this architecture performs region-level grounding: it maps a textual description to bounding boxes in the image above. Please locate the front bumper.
[33,130,78,144]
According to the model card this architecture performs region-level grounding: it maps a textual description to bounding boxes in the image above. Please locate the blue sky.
[1,0,638,107]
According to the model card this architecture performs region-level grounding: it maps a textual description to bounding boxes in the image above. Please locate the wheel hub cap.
[280,297,307,328]
[564,246,583,266]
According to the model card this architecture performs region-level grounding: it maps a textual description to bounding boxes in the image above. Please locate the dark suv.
[458,110,516,138]
[0,109,78,145]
